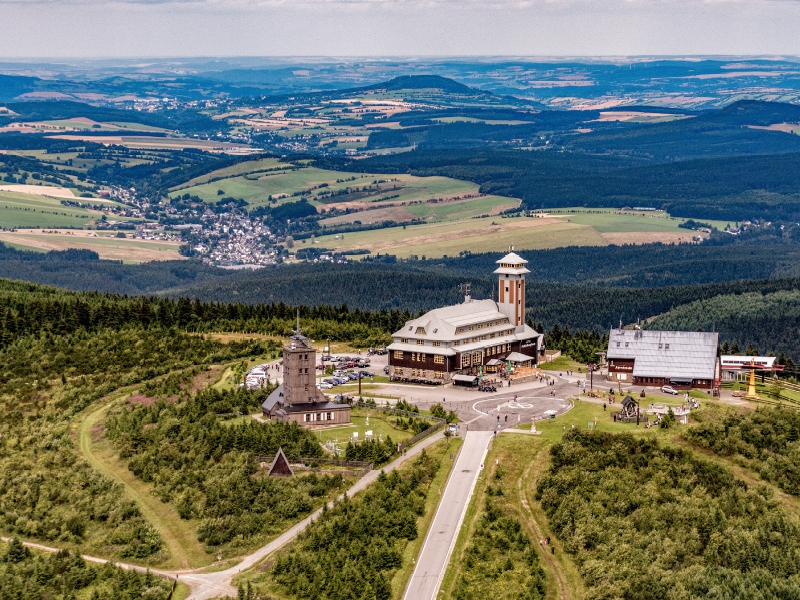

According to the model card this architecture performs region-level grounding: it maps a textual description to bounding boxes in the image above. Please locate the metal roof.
[720,355,777,370]
[505,352,537,363]
[391,299,510,341]
[607,329,718,380]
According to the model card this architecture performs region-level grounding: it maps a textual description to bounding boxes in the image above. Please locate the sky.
[3,0,800,58]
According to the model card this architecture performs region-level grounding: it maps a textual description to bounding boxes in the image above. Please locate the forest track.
[77,401,210,571]
[517,451,578,600]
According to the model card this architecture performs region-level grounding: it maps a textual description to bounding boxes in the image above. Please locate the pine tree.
[4,537,31,563]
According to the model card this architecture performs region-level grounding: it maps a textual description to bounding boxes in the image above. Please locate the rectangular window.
[298,369,303,375]
[432,341,441,347]
[454,340,460,346]
[304,414,309,422]
[434,355,444,364]
[462,354,471,367]
[328,412,333,420]
[468,325,474,331]
[401,338,408,344]
[477,323,482,329]
[473,352,482,363]
[394,350,404,359]
[417,340,425,346]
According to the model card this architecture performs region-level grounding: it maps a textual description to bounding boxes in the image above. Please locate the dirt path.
[517,452,579,600]
[78,403,209,570]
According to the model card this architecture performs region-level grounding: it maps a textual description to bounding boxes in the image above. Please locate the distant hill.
[364,75,474,94]
[0,74,39,102]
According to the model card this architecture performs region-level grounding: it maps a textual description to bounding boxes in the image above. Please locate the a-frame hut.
[267,447,294,477]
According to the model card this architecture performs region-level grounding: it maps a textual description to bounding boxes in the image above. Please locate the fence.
[352,402,448,452]
[253,455,374,478]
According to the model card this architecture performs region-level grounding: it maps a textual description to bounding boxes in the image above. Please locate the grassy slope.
[77,400,213,570]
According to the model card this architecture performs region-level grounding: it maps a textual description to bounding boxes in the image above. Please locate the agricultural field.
[170,161,512,219]
[310,209,712,259]
[0,228,184,262]
[0,190,99,228]
[49,134,255,154]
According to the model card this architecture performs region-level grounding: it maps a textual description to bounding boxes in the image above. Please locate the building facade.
[262,332,351,427]
[606,329,720,390]
[387,252,543,384]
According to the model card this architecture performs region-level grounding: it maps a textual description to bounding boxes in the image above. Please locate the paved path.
[402,430,494,600]
[182,430,446,600]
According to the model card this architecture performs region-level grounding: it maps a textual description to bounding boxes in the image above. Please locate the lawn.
[311,408,416,449]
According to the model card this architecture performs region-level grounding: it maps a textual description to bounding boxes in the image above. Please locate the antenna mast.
[459,282,472,303]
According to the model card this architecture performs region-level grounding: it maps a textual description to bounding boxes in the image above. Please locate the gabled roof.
[391,299,507,341]
[607,329,718,380]
[267,447,294,477]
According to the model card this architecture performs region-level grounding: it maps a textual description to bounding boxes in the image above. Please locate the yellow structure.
[745,357,760,400]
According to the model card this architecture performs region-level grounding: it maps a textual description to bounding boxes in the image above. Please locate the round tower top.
[494,252,530,275]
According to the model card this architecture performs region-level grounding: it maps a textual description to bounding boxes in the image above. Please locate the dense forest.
[104,386,344,553]
[647,289,800,359]
[684,407,800,498]
[321,146,800,221]
[0,326,263,562]
[536,430,800,599]
[364,101,800,160]
[258,447,444,600]
[0,539,173,600]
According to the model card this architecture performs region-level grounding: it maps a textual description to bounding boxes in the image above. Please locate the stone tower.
[494,251,530,332]
[282,332,318,405]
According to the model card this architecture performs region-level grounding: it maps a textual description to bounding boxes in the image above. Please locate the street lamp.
[587,363,598,394]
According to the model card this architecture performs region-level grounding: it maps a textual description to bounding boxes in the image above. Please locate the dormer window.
[415,327,426,335]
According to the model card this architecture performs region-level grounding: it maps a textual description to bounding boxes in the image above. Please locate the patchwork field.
[170,162,514,221]
[0,229,184,262]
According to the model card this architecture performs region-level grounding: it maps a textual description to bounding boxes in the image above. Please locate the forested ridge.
[684,407,800,498]
[319,146,800,221]
[647,289,800,358]
[536,430,800,600]
[0,326,263,563]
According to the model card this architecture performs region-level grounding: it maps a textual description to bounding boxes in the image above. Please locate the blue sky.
[3,0,800,57]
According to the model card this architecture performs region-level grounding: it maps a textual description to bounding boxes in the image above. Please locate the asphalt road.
[402,430,494,600]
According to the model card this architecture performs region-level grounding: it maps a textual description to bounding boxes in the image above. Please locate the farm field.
[48,134,255,153]
[0,229,184,262]
[311,208,715,258]
[0,190,99,228]
[170,162,493,211]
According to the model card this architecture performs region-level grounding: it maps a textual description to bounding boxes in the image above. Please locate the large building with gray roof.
[606,328,721,391]
[387,251,543,384]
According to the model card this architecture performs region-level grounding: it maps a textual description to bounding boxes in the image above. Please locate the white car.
[661,385,679,395]
[318,382,334,389]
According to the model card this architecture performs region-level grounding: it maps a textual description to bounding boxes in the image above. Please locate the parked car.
[448,423,457,435]
[347,373,360,381]
[333,370,348,377]
[323,378,337,385]
[318,382,333,390]
[383,365,390,375]
[358,370,372,377]
[316,364,326,370]
[333,377,349,385]
[661,385,679,395]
